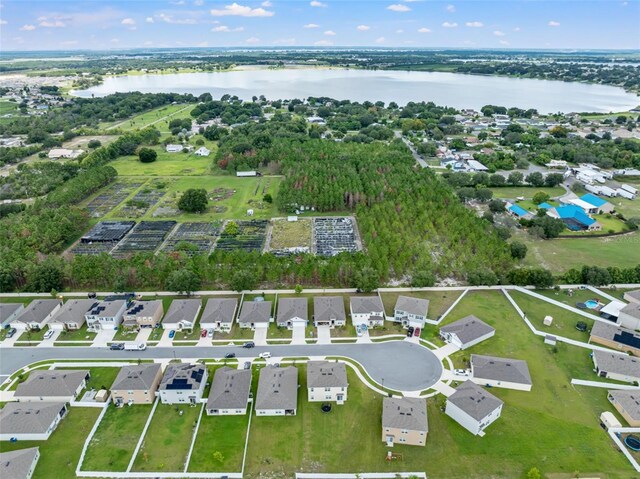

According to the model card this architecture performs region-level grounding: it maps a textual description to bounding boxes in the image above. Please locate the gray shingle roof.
[112,364,162,391]
[394,295,429,317]
[440,315,495,346]
[307,361,348,388]
[255,366,298,411]
[201,298,238,324]
[277,297,308,323]
[125,300,163,319]
[471,354,532,386]
[14,300,60,325]
[160,363,207,391]
[0,402,66,435]
[207,366,252,410]
[86,300,126,318]
[162,299,201,325]
[15,370,89,399]
[609,389,640,420]
[594,350,640,378]
[621,302,640,320]
[590,320,625,341]
[0,447,39,479]
[0,303,23,323]
[625,290,640,302]
[313,296,346,323]
[350,296,384,314]
[238,301,272,324]
[447,380,503,421]
[49,299,95,327]
[382,397,428,432]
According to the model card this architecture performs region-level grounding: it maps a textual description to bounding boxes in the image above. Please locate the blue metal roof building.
[538,202,553,210]
[554,205,597,231]
[580,193,607,208]
[508,204,530,218]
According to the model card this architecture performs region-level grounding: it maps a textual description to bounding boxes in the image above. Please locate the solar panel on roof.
[615,331,640,349]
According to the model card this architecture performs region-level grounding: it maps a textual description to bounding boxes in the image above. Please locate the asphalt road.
[0,340,443,392]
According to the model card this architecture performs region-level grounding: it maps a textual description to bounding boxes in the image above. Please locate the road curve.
[0,341,443,392]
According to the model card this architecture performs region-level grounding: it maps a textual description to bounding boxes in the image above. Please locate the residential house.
[470,354,532,391]
[276,297,308,329]
[47,299,95,331]
[85,300,127,331]
[507,203,533,220]
[445,380,503,436]
[111,363,163,406]
[194,146,210,157]
[590,320,640,357]
[382,397,428,447]
[608,390,640,426]
[15,370,90,402]
[624,290,640,305]
[393,296,429,328]
[200,298,238,332]
[206,366,252,416]
[0,402,68,441]
[547,205,601,231]
[238,300,272,329]
[617,302,640,331]
[0,447,40,479]
[592,350,640,384]
[307,361,348,404]
[255,366,298,416]
[10,300,61,331]
[122,300,164,330]
[0,303,24,328]
[440,316,495,350]
[313,296,347,328]
[350,296,385,327]
[165,144,183,153]
[47,148,83,159]
[580,193,615,214]
[158,363,208,405]
[162,299,201,331]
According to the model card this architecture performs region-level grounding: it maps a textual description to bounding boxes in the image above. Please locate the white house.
[276,297,308,329]
[200,298,237,332]
[206,367,252,416]
[471,354,532,391]
[440,315,495,350]
[10,300,61,331]
[255,366,298,416]
[393,295,429,328]
[48,148,83,159]
[85,300,127,331]
[350,296,385,327]
[445,380,503,436]
[307,361,348,404]
[165,144,183,153]
[617,301,640,330]
[593,350,640,384]
[158,363,208,405]
[47,299,95,331]
[0,402,68,441]
[162,299,201,331]
[194,146,210,157]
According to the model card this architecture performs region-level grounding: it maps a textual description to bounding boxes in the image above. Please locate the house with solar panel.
[158,363,208,405]
[122,300,164,330]
[85,300,128,331]
[546,204,601,231]
[506,203,533,220]
[590,320,640,357]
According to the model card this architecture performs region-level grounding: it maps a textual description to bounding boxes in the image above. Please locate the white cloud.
[445,4,455,12]
[499,40,510,46]
[304,23,319,28]
[194,0,204,5]
[356,25,370,31]
[110,38,120,43]
[442,21,457,28]
[513,26,520,32]
[273,37,296,45]
[465,21,483,27]
[146,17,154,23]
[211,3,274,17]
[375,36,385,43]
[157,13,198,24]
[245,36,260,43]
[20,24,36,31]
[170,0,186,4]
[196,41,208,47]
[548,20,560,27]
[387,4,411,12]
[314,39,333,46]
[262,1,273,6]
[493,30,505,36]
[310,1,327,7]
[395,29,404,33]
[143,40,154,46]
[0,19,6,25]
[324,30,336,35]
[212,25,244,32]
[39,19,66,27]
[462,40,475,45]
[121,18,136,25]
[417,27,431,33]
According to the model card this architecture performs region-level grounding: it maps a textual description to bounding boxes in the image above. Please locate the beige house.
[589,320,640,357]
[307,361,348,404]
[382,397,428,447]
[608,390,640,426]
[122,301,164,330]
[111,364,163,406]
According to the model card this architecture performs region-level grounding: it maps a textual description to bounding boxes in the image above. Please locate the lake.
[71,68,639,113]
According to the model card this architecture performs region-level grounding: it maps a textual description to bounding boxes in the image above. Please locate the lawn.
[490,186,565,200]
[0,100,19,115]
[100,103,192,131]
[0,407,101,479]
[379,290,463,321]
[55,326,96,342]
[188,413,249,472]
[82,404,153,471]
[109,143,216,176]
[131,402,201,472]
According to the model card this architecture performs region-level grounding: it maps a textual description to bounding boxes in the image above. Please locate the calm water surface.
[71,68,639,113]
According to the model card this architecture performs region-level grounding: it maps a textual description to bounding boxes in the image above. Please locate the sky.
[0,0,639,51]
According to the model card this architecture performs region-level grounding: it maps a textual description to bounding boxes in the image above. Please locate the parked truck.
[124,342,146,351]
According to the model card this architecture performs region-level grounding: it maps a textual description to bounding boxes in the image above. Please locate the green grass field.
[490,186,565,200]
[109,148,215,176]
[188,413,249,472]
[100,103,193,131]
[82,404,153,471]
[0,100,19,115]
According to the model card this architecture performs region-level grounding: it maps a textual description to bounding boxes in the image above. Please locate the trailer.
[598,186,618,198]
[124,342,146,351]
[585,184,602,195]
[617,188,636,200]
[621,184,639,195]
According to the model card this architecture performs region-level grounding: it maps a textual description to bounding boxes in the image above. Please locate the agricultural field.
[99,103,193,131]
[84,180,146,218]
[109,143,216,176]
[267,217,312,254]
[216,220,269,253]
[313,216,362,256]
[159,221,222,255]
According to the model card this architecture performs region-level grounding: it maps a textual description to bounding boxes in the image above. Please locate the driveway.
[135,328,153,343]
[0,341,444,392]
[291,324,306,345]
[253,327,268,346]
[37,330,62,348]
[316,326,331,345]
[91,329,116,347]
[157,329,174,347]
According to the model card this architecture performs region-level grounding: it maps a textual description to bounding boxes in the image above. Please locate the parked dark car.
[242,341,255,349]
[243,361,251,369]
[110,342,124,350]
[407,326,415,337]
[6,328,17,339]
[87,292,97,299]
[225,352,236,359]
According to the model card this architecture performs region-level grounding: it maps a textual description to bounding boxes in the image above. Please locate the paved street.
[0,340,443,392]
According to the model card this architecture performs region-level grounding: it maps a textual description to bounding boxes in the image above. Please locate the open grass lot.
[132,402,201,472]
[507,290,594,342]
[188,413,249,472]
[109,143,217,176]
[519,230,640,273]
[379,290,463,320]
[0,407,101,479]
[268,218,312,251]
[490,186,565,200]
[100,103,192,131]
[82,404,153,471]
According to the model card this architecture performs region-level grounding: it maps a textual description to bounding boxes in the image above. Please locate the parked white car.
[454,369,471,377]
[43,330,54,340]
[258,352,271,359]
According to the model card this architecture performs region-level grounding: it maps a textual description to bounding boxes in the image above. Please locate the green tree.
[294,284,303,295]
[87,139,102,149]
[510,241,528,260]
[532,191,551,205]
[230,270,257,292]
[526,467,542,479]
[526,172,545,187]
[177,189,208,213]
[354,266,379,293]
[166,269,201,295]
[138,147,157,163]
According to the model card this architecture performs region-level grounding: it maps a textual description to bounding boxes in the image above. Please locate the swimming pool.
[585,300,600,309]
